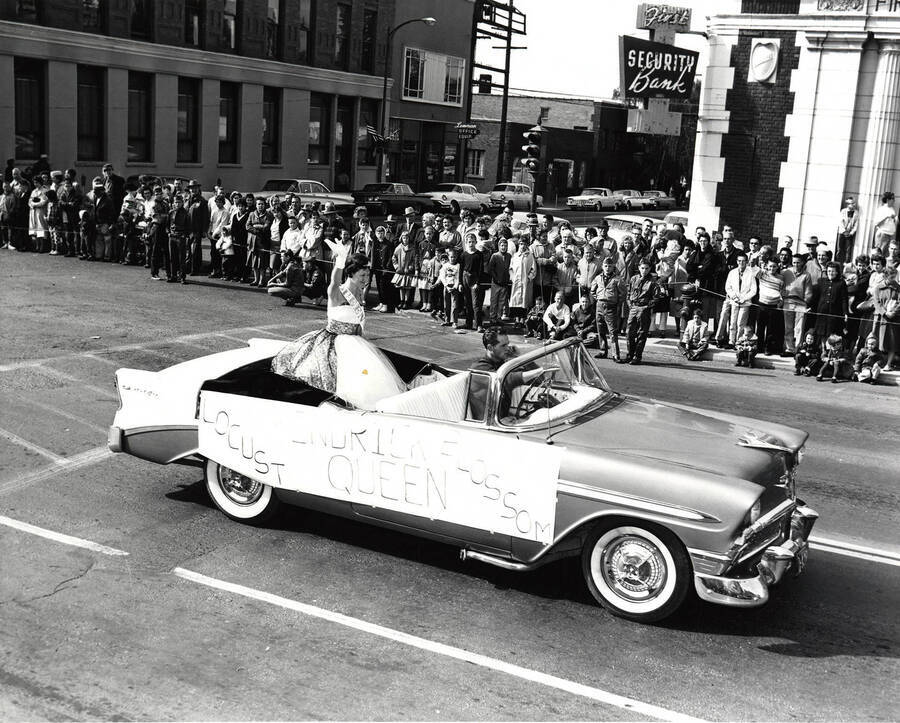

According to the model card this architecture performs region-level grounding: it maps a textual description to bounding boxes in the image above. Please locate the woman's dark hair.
[854,254,870,265]
[825,261,841,272]
[871,254,886,266]
[482,327,504,349]
[281,249,295,261]
[344,251,370,278]
[779,248,793,262]
[882,191,895,204]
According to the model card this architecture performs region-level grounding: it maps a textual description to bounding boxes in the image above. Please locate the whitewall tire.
[205,459,280,524]
[582,521,690,623]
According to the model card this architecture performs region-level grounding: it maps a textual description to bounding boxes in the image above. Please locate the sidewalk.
[637,336,900,387]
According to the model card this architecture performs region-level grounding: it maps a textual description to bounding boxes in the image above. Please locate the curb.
[638,337,899,387]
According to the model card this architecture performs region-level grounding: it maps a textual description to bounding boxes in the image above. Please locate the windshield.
[582,188,605,195]
[498,343,612,427]
[262,180,295,191]
[492,184,514,192]
[435,184,457,191]
[363,183,392,192]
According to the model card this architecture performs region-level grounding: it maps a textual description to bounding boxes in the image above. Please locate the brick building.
[689,0,900,255]
[1,0,400,191]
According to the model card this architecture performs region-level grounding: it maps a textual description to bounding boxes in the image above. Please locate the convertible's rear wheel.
[581,521,690,623]
[205,459,280,524]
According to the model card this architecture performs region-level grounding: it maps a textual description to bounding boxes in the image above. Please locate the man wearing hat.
[57,168,83,257]
[186,180,210,275]
[90,176,117,261]
[796,236,819,266]
[101,163,125,213]
[400,206,424,246]
[321,200,345,237]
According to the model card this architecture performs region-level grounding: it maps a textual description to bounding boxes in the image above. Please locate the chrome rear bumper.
[694,504,818,607]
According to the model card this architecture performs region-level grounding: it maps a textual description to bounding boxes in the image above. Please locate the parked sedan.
[567,187,619,211]
[613,189,656,211]
[489,182,543,211]
[108,337,818,624]
[418,183,492,216]
[351,183,437,216]
[642,190,678,209]
[251,179,355,214]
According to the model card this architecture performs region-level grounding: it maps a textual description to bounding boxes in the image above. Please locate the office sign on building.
[619,35,699,99]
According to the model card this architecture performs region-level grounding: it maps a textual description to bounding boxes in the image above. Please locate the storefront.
[386,119,460,190]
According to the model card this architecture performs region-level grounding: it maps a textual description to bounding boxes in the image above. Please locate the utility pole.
[495,6,514,185]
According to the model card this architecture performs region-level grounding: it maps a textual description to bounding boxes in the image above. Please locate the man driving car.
[469,329,557,421]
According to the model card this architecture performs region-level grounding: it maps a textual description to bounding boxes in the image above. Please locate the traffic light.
[521,125,543,174]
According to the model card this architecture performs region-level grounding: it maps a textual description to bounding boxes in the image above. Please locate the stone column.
[856,41,900,256]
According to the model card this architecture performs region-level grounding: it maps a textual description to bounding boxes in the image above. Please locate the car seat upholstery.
[374,372,471,422]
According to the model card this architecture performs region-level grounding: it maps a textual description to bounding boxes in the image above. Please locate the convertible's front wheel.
[205,459,280,524]
[581,521,690,623]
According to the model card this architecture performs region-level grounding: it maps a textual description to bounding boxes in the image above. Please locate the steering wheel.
[514,372,554,420]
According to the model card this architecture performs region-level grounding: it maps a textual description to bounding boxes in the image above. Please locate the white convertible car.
[109,337,818,623]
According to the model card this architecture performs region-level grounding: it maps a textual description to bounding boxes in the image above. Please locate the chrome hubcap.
[600,535,667,601]
[217,466,263,506]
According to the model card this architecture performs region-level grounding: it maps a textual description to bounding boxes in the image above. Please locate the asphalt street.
[0,250,897,721]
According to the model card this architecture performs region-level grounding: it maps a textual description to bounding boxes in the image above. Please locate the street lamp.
[378,16,437,182]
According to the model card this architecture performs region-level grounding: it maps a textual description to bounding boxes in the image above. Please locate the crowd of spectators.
[2,161,898,383]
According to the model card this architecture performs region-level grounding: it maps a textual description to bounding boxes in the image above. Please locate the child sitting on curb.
[817,333,848,383]
[735,324,758,368]
[679,308,709,361]
[794,331,818,376]
[852,336,886,384]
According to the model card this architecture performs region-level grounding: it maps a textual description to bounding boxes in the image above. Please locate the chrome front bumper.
[694,504,818,607]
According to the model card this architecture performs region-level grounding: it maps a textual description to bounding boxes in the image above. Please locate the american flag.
[366,125,399,144]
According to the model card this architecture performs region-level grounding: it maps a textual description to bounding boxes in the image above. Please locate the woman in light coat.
[508,236,535,324]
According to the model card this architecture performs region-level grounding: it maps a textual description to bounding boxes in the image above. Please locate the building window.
[265,0,280,59]
[361,8,377,74]
[444,56,464,105]
[223,0,237,51]
[83,0,105,32]
[357,98,379,166]
[15,0,40,22]
[77,66,105,162]
[334,3,351,70]
[298,0,314,64]
[403,48,425,99]
[308,93,330,165]
[128,71,153,162]
[403,49,466,107]
[466,149,485,177]
[130,0,152,40]
[261,87,281,165]
[218,82,239,164]
[177,77,200,163]
[14,59,45,160]
[185,0,203,47]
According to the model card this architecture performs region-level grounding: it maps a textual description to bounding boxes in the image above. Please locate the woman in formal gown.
[271,249,406,409]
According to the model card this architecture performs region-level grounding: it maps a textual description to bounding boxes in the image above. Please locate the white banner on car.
[198,392,561,544]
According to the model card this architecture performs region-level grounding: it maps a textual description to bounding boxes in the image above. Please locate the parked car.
[642,190,678,209]
[613,189,655,211]
[664,211,690,230]
[108,336,818,623]
[489,182,543,211]
[418,183,492,216]
[250,179,355,214]
[351,183,437,216]
[603,214,660,245]
[566,187,619,211]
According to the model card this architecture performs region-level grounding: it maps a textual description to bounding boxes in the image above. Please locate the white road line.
[172,568,704,723]
[0,445,111,497]
[0,323,289,372]
[35,366,118,400]
[0,427,66,462]
[0,514,128,556]
[82,353,119,366]
[810,536,900,567]
[9,394,108,435]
